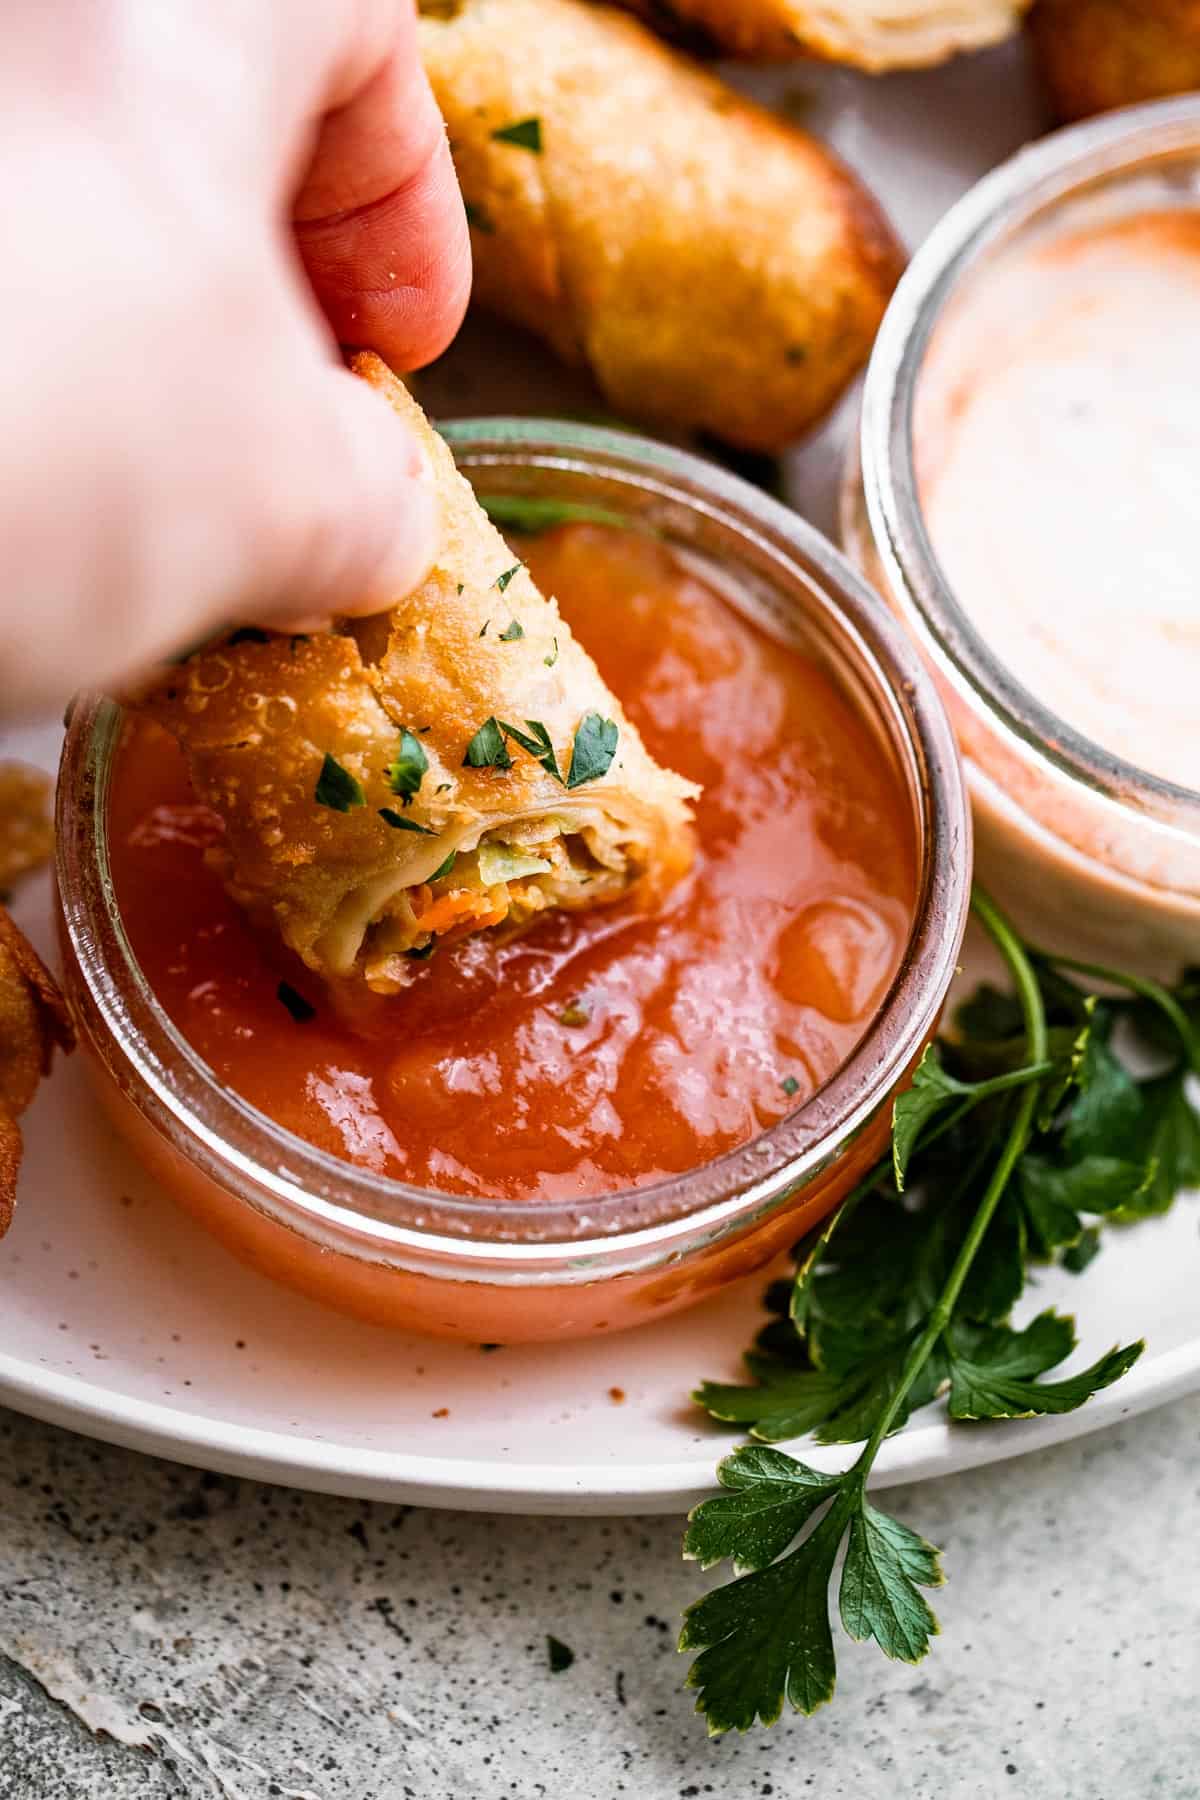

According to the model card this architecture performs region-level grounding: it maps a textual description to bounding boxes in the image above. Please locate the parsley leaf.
[946,1313,1143,1419]
[478,496,626,535]
[492,116,542,153]
[839,1501,943,1662]
[385,728,428,804]
[681,887,1175,1736]
[495,564,522,592]
[429,850,458,882]
[681,1455,941,1731]
[499,618,525,640]
[276,981,315,1023]
[499,719,562,784]
[545,638,559,668]
[463,718,513,770]
[567,713,619,788]
[378,808,434,835]
[314,754,364,812]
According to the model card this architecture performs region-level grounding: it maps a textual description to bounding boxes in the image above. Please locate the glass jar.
[844,97,1200,975]
[57,420,969,1343]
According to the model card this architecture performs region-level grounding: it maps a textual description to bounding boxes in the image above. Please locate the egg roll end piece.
[618,0,1033,66]
[0,908,75,1235]
[1029,0,1200,123]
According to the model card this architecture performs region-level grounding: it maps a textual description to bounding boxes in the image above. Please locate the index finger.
[292,3,471,370]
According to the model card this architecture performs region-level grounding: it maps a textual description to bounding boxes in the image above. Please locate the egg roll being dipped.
[137,355,698,996]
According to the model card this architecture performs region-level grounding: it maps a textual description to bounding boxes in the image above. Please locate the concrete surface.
[0,1397,1197,1799]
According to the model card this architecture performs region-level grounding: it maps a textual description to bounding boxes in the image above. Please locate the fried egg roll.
[1029,0,1200,122]
[0,763,54,893]
[618,0,1031,65]
[417,0,903,452]
[137,356,697,996]
[0,909,74,1234]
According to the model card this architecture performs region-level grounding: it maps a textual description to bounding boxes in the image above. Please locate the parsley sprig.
[681,888,1198,1733]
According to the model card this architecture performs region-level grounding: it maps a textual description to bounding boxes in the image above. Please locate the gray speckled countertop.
[1,1398,1198,1799]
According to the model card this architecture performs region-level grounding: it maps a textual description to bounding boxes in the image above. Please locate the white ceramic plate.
[3,712,1198,1515]
[4,50,1197,1513]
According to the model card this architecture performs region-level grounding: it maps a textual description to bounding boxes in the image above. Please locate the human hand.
[0,0,469,711]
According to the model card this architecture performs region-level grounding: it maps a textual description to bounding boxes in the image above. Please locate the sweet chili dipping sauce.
[109,525,917,1204]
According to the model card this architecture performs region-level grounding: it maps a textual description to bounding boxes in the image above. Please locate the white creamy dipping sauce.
[916,210,1200,792]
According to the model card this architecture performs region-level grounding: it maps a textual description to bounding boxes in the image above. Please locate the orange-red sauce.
[109,526,916,1202]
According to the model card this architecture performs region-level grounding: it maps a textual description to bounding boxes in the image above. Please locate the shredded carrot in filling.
[414,889,509,938]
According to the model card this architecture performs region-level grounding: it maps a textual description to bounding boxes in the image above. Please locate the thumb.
[243,359,439,629]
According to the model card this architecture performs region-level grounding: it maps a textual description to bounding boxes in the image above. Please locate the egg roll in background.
[0,910,74,1235]
[417,0,903,452]
[0,763,54,895]
[137,356,697,996]
[616,0,1032,65]
[1029,0,1200,122]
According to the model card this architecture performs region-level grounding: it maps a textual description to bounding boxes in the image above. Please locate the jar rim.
[57,417,970,1264]
[859,95,1200,833]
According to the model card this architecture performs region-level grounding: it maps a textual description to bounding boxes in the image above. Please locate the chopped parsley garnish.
[544,638,559,668]
[276,981,315,1023]
[385,728,428,804]
[566,713,619,788]
[464,200,495,234]
[546,1635,574,1673]
[457,583,465,595]
[429,850,458,882]
[406,937,437,961]
[499,618,525,641]
[227,626,271,646]
[495,564,522,592]
[379,808,434,835]
[500,720,562,783]
[479,620,490,638]
[435,783,452,795]
[678,889,1197,1735]
[314,754,365,812]
[478,496,627,535]
[780,1074,800,1097]
[463,717,514,770]
[492,116,542,153]
[558,1000,591,1028]
[462,714,615,787]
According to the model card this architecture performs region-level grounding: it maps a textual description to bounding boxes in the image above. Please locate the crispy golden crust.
[0,908,75,1236]
[619,0,1031,64]
[137,358,697,992]
[1029,0,1200,122]
[0,762,54,893]
[418,0,903,450]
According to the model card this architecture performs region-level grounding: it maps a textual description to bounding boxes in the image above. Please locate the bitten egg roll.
[0,909,74,1234]
[417,0,903,451]
[1029,0,1200,123]
[137,356,697,996]
[617,0,1032,66]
